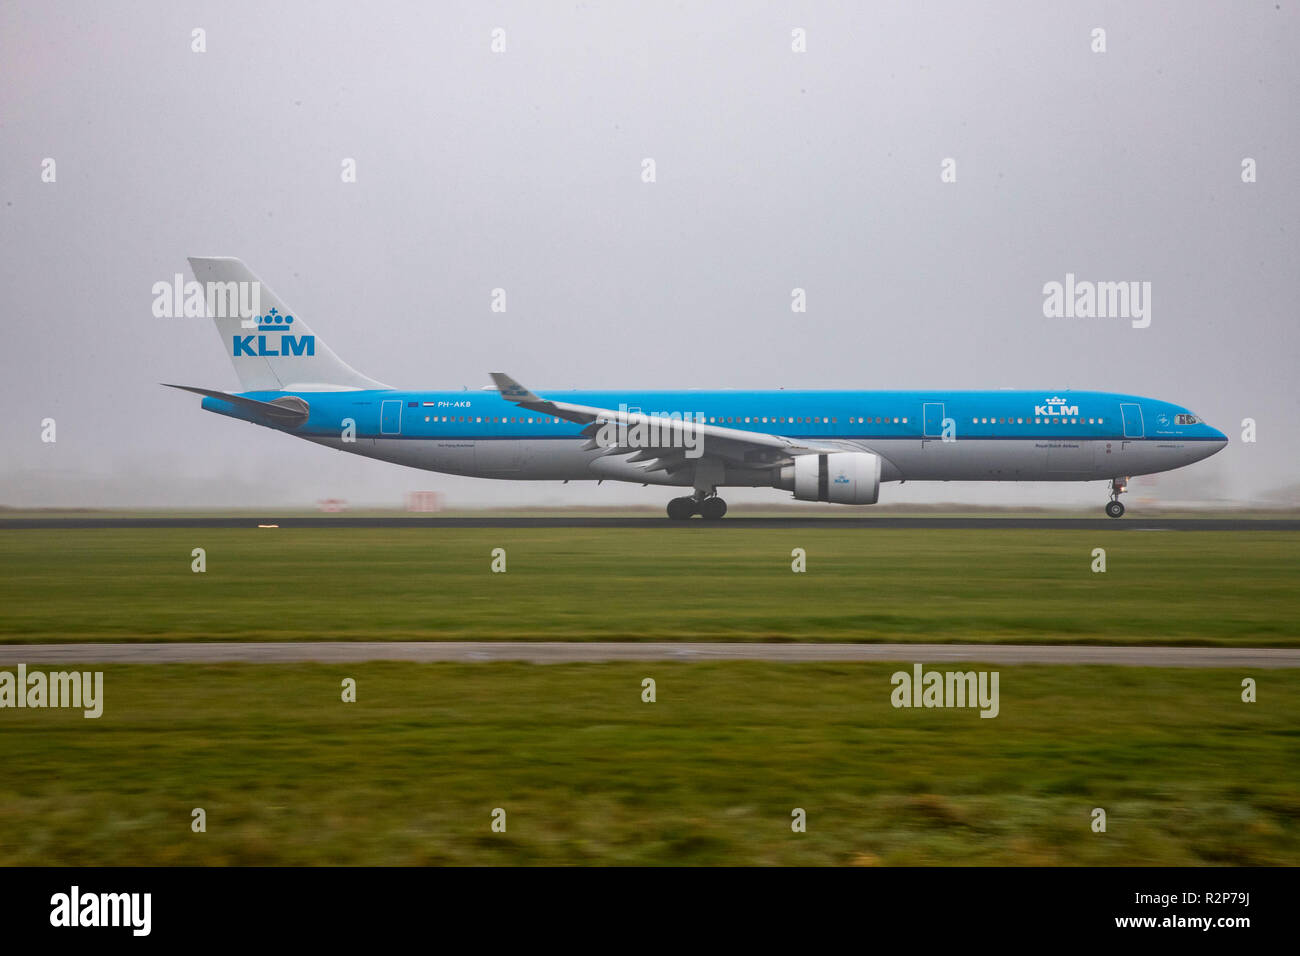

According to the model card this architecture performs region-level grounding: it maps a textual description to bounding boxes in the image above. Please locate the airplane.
[168,258,1228,519]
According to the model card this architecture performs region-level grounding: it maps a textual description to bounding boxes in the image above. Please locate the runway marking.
[1,517,1298,531]
[0,642,1295,667]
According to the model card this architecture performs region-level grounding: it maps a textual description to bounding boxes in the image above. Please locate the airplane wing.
[490,372,837,474]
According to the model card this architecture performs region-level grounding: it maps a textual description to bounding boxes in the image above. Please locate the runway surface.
[2,642,1296,667]
[2,516,1298,531]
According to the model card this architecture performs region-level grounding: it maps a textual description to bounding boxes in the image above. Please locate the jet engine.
[777,451,881,505]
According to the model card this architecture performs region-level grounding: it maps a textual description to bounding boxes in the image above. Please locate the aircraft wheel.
[699,497,727,520]
[1105,500,1125,519]
[666,497,696,520]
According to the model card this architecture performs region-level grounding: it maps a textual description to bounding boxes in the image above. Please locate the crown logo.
[255,307,295,331]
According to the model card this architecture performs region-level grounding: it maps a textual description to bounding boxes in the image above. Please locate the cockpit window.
[1175,413,1199,425]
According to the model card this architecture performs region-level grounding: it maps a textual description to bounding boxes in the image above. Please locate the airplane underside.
[304,433,1207,519]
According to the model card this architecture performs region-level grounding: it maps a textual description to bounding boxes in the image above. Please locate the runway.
[2,516,1298,531]
[1,642,1296,667]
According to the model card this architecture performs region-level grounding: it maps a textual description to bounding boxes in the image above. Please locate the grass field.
[1,662,1296,865]
[0,528,1296,645]
[2,526,1297,865]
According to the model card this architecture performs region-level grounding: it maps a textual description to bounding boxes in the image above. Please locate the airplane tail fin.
[187,257,387,392]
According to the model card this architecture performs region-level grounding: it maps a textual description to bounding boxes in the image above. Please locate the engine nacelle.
[778,452,881,505]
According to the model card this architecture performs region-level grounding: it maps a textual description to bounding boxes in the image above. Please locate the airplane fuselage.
[202,387,1228,489]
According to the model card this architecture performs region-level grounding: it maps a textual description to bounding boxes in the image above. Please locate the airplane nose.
[1207,426,1229,454]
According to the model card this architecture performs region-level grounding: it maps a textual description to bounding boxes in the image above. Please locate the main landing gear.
[667,493,728,520]
[1105,478,1128,518]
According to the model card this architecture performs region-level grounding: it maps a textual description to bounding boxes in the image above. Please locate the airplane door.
[922,402,945,438]
[1120,403,1144,439]
[381,400,403,435]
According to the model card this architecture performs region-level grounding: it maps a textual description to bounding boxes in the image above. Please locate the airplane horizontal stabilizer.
[162,384,310,426]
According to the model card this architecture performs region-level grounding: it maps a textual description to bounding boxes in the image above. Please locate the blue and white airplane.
[169,258,1228,519]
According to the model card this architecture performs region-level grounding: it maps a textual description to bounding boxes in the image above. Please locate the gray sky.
[2,1,1297,508]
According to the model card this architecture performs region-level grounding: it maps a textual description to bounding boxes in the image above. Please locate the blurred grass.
[0,528,1296,644]
[0,662,1295,865]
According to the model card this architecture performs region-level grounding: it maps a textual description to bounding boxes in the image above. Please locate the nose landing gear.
[1105,478,1128,518]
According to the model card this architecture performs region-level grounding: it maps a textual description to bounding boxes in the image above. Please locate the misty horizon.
[3,2,1296,510]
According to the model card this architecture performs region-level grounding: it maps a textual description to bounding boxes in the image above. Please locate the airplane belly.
[428,440,480,475]
[1099,438,1199,478]
[869,439,1109,481]
[365,438,479,476]
[316,435,598,481]
[959,440,1049,479]
[1042,439,1094,478]
[478,439,597,480]
[305,429,1187,487]
[473,438,523,476]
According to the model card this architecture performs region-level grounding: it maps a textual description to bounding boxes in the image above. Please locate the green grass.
[0,528,1296,644]
[1,662,1296,865]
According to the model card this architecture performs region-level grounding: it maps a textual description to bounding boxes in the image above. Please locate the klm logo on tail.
[233,308,315,357]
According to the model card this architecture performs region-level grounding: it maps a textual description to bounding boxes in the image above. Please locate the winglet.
[490,372,598,424]
[489,372,543,404]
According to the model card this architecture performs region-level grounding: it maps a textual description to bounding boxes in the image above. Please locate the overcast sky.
[2,1,1296,509]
